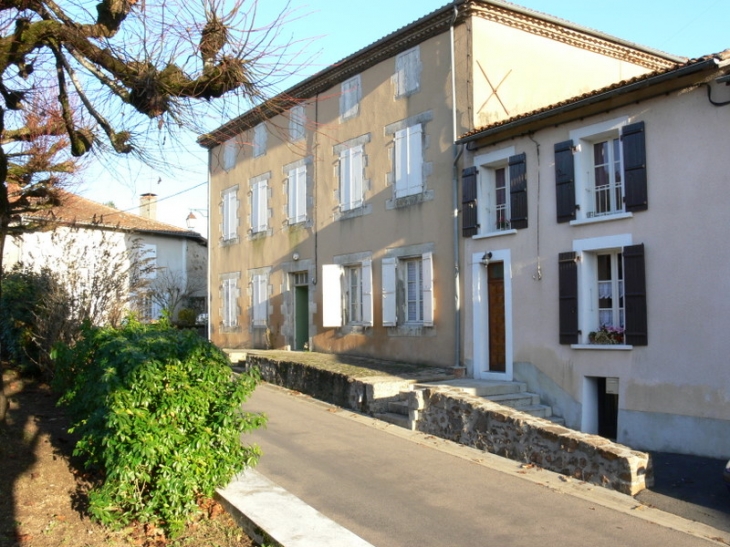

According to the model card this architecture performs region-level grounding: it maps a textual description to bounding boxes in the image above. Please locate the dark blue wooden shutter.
[622,121,647,212]
[558,251,579,344]
[462,166,478,237]
[509,153,527,230]
[623,243,647,346]
[555,140,576,223]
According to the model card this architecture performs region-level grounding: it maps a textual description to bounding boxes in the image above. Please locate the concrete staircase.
[375,379,564,429]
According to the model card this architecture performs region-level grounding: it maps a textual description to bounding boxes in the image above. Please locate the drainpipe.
[450,2,463,372]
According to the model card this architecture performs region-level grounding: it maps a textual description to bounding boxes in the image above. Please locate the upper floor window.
[253,123,267,157]
[222,186,238,241]
[462,149,527,237]
[340,75,361,121]
[250,178,268,233]
[287,164,307,224]
[394,123,423,198]
[339,145,364,211]
[223,138,238,171]
[555,118,646,223]
[395,46,421,98]
[289,105,306,141]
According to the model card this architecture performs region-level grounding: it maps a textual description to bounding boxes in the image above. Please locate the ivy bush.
[54,318,265,536]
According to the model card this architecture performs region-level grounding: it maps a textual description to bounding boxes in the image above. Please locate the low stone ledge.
[411,387,653,495]
[244,354,416,414]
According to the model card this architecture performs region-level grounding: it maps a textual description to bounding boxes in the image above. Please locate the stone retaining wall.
[409,387,653,495]
[245,354,411,414]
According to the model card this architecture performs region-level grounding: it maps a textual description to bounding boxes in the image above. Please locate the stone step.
[387,400,409,416]
[486,392,540,408]
[374,412,410,429]
[514,404,553,419]
[416,379,527,397]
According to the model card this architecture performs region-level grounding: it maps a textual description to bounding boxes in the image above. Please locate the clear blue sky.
[81,0,730,235]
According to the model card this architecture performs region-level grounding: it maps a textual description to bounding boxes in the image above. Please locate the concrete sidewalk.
[218,383,730,547]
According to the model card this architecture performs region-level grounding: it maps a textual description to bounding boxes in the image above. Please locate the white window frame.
[222,186,238,241]
[394,123,423,198]
[570,116,630,221]
[339,145,364,211]
[253,122,267,157]
[251,179,268,233]
[573,234,632,346]
[222,277,238,328]
[322,260,372,328]
[395,46,421,97]
[289,105,305,141]
[382,252,433,327]
[340,75,361,121]
[251,273,268,327]
[474,147,515,235]
[223,138,238,171]
[287,164,307,224]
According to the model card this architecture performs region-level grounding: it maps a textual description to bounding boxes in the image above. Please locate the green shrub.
[55,318,265,536]
[176,308,196,328]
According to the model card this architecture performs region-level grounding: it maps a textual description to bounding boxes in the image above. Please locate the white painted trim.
[471,249,513,381]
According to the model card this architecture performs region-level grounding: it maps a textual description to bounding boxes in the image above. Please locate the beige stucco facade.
[203,2,680,370]
[459,54,730,457]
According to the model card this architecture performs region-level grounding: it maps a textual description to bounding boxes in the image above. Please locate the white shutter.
[422,252,433,327]
[223,189,237,239]
[322,264,343,327]
[340,75,361,119]
[351,146,363,209]
[252,274,267,326]
[254,123,266,157]
[222,279,230,326]
[382,257,397,327]
[287,168,296,222]
[296,165,307,222]
[140,244,157,279]
[339,149,351,210]
[252,180,267,232]
[361,259,373,326]
[394,128,407,198]
[223,139,237,171]
[407,124,423,195]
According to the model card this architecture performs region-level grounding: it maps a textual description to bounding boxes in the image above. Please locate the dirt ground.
[0,368,255,547]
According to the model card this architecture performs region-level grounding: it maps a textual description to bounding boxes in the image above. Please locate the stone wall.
[245,354,411,414]
[409,386,653,495]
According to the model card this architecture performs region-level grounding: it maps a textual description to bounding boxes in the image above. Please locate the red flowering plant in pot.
[588,325,625,345]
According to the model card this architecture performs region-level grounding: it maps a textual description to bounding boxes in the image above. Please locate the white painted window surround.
[475,147,515,235]
[572,233,632,348]
[570,116,629,221]
[322,260,373,327]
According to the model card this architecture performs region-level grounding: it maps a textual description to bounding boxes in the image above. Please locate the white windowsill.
[571,344,632,350]
[570,212,633,226]
[472,229,517,240]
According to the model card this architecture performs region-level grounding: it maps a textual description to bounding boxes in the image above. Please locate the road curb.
[217,468,375,547]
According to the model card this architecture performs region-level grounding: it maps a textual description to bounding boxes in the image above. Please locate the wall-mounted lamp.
[571,143,582,154]
[480,251,492,266]
[292,252,300,261]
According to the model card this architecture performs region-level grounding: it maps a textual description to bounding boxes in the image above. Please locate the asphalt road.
[243,384,729,547]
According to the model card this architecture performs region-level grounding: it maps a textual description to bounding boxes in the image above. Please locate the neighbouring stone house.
[3,190,207,323]
[198,0,681,370]
[456,50,730,458]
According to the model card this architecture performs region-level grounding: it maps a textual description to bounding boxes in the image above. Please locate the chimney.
[139,193,157,220]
